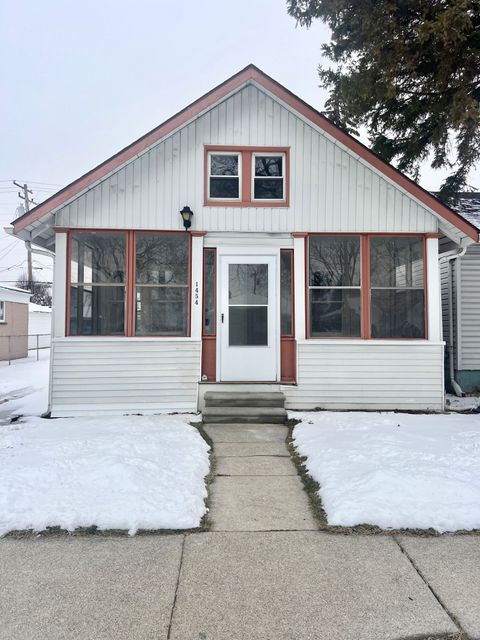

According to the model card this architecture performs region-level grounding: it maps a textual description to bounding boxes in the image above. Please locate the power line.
[0,179,63,187]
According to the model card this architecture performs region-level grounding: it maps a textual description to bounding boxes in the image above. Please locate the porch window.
[203,248,216,336]
[253,154,285,201]
[280,249,293,336]
[208,152,241,200]
[370,237,425,338]
[308,235,361,337]
[69,232,126,336]
[135,233,189,336]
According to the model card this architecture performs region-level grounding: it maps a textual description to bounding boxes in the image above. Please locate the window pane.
[136,234,188,284]
[370,237,424,288]
[210,154,238,176]
[281,251,293,336]
[136,287,188,336]
[70,233,125,284]
[255,156,282,177]
[204,250,215,335]
[309,236,360,286]
[209,177,239,199]
[254,179,284,200]
[70,285,125,335]
[229,264,268,305]
[229,306,267,346]
[310,289,361,337]
[371,290,425,338]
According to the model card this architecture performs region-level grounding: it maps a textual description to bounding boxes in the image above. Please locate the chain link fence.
[0,334,51,365]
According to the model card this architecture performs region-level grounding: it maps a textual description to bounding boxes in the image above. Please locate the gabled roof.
[12,64,479,242]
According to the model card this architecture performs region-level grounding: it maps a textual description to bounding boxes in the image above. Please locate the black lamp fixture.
[180,205,194,231]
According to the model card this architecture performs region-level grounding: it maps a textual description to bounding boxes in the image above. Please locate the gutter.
[24,240,55,259]
[439,246,467,396]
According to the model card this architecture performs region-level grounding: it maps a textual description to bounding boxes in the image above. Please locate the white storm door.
[219,255,277,381]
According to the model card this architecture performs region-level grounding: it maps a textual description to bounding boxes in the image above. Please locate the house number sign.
[194,281,199,305]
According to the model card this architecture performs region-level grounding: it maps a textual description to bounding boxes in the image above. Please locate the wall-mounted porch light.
[180,205,194,231]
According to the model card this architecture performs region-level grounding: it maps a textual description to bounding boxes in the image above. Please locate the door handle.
[221,313,224,323]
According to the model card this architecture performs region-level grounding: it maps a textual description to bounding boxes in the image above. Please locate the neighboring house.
[11,65,480,416]
[29,302,52,336]
[440,193,480,394]
[28,302,52,353]
[0,285,31,361]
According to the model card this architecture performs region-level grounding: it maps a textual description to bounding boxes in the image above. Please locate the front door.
[219,255,277,381]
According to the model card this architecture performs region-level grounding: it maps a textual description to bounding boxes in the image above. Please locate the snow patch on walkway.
[0,414,210,535]
[292,411,480,532]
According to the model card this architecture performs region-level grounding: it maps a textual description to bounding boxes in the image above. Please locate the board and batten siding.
[55,83,438,235]
[458,244,480,370]
[283,342,444,411]
[50,338,201,417]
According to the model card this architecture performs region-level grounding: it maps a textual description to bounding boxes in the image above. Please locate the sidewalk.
[0,423,479,639]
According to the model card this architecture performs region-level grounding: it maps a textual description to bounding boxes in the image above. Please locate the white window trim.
[0,300,5,323]
[251,152,286,203]
[207,151,242,202]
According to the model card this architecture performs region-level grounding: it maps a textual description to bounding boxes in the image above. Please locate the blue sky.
[0,0,478,283]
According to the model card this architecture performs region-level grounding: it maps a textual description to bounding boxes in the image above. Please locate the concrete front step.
[202,406,287,424]
[204,391,285,408]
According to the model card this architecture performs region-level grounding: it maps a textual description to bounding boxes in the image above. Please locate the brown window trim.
[65,229,191,338]
[201,247,217,381]
[204,145,290,207]
[305,232,431,341]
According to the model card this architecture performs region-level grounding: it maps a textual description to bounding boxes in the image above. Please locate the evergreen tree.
[287,0,480,203]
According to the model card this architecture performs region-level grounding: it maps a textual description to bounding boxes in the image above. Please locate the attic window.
[208,152,241,200]
[253,154,285,201]
[204,146,289,206]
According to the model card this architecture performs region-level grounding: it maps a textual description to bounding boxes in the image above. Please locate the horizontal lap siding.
[51,339,201,416]
[284,342,444,411]
[459,245,480,370]
[56,84,438,235]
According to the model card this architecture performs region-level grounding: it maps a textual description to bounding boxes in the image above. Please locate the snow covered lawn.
[292,411,480,533]
[0,414,210,536]
[0,353,49,420]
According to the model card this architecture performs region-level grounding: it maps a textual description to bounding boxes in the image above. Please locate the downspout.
[440,246,467,397]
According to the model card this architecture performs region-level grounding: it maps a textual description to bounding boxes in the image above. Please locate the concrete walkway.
[204,423,317,531]
[0,423,479,639]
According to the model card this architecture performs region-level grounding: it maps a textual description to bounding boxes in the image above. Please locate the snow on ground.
[446,393,480,412]
[0,352,49,420]
[292,411,480,533]
[0,414,210,536]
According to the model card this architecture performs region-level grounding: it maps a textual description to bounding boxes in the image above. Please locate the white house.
[29,302,52,336]
[11,65,479,416]
[441,193,480,394]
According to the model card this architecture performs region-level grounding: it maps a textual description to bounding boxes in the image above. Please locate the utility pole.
[13,180,38,290]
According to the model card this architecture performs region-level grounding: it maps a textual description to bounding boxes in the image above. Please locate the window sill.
[58,336,201,341]
[299,339,444,346]
[204,200,289,208]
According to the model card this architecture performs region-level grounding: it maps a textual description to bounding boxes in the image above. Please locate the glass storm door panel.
[219,255,277,381]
